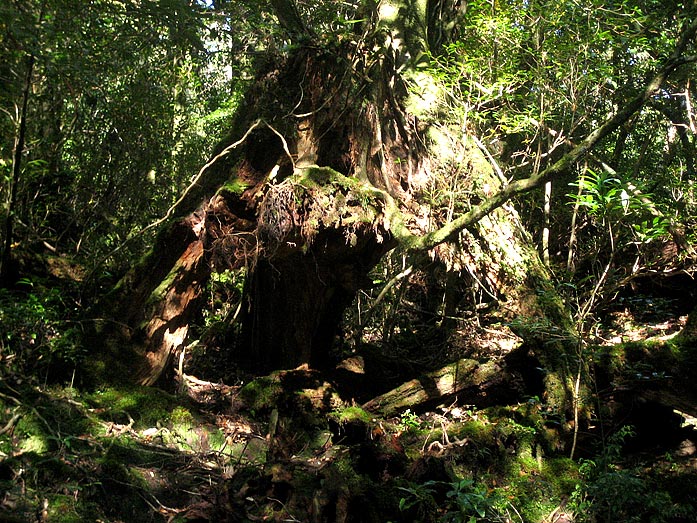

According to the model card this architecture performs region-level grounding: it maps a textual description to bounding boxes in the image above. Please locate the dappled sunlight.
[3,0,697,521]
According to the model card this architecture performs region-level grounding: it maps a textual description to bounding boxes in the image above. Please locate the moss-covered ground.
[2,353,695,523]
[1,275,696,522]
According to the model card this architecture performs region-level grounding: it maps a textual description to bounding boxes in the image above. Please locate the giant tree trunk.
[92,0,697,404]
[94,45,413,383]
[239,231,394,371]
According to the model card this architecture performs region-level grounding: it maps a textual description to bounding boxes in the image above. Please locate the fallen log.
[362,358,513,417]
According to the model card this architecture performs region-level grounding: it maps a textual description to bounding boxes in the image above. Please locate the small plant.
[0,284,81,383]
[399,478,509,523]
[198,268,247,346]
[442,479,491,522]
[398,480,439,512]
[569,426,679,523]
[397,409,421,432]
[567,169,625,219]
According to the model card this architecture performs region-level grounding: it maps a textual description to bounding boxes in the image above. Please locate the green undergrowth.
[569,426,697,522]
[596,337,681,373]
[330,405,373,425]
[394,408,695,523]
[0,383,261,522]
[2,366,696,522]
[593,335,697,407]
[86,385,180,428]
[393,404,578,522]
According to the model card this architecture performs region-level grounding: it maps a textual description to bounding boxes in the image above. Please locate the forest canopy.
[2,1,697,522]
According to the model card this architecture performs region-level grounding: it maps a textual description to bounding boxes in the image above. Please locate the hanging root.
[258,181,302,245]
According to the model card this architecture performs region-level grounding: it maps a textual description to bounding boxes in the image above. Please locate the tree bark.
[238,227,394,371]
[135,239,207,385]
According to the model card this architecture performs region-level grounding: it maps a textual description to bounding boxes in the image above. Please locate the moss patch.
[44,494,101,523]
[237,376,284,413]
[330,405,373,425]
[218,177,250,196]
[86,386,180,428]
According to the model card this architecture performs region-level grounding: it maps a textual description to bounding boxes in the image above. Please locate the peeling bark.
[136,239,207,385]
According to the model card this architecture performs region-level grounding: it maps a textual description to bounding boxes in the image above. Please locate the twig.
[176,341,197,391]
[569,344,584,461]
[471,135,507,184]
[0,389,22,405]
[31,407,56,438]
[146,118,262,234]
[0,410,21,435]
[262,119,295,169]
[371,265,413,311]
[183,374,222,387]
[267,497,302,522]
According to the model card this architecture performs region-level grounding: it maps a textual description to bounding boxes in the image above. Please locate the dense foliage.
[0,0,265,278]
[2,0,697,522]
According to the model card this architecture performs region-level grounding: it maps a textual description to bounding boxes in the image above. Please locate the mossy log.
[363,359,515,417]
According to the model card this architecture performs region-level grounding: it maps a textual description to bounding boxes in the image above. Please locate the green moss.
[543,372,569,412]
[449,419,495,444]
[164,406,197,450]
[301,165,337,185]
[98,436,167,468]
[208,429,227,450]
[144,263,181,308]
[298,166,384,202]
[218,178,249,195]
[542,457,579,494]
[14,412,52,454]
[299,165,360,190]
[170,406,195,426]
[594,342,627,374]
[501,420,536,458]
[20,433,50,454]
[80,345,135,387]
[0,434,11,455]
[328,451,366,493]
[498,458,577,522]
[330,405,372,425]
[45,494,100,523]
[86,386,177,428]
[596,337,696,383]
[98,454,135,485]
[238,377,284,413]
[15,413,47,440]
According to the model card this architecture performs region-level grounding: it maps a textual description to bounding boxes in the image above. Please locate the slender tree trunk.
[1,53,35,286]
[567,163,586,272]
[542,180,551,266]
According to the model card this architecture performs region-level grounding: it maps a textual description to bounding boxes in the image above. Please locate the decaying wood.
[363,358,511,417]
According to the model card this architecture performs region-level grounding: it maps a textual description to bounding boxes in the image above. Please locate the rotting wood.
[362,358,508,417]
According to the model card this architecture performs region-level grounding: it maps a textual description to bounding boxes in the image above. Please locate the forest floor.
[1,293,697,522]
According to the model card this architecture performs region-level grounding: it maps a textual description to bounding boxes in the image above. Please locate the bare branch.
[87,119,263,279]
